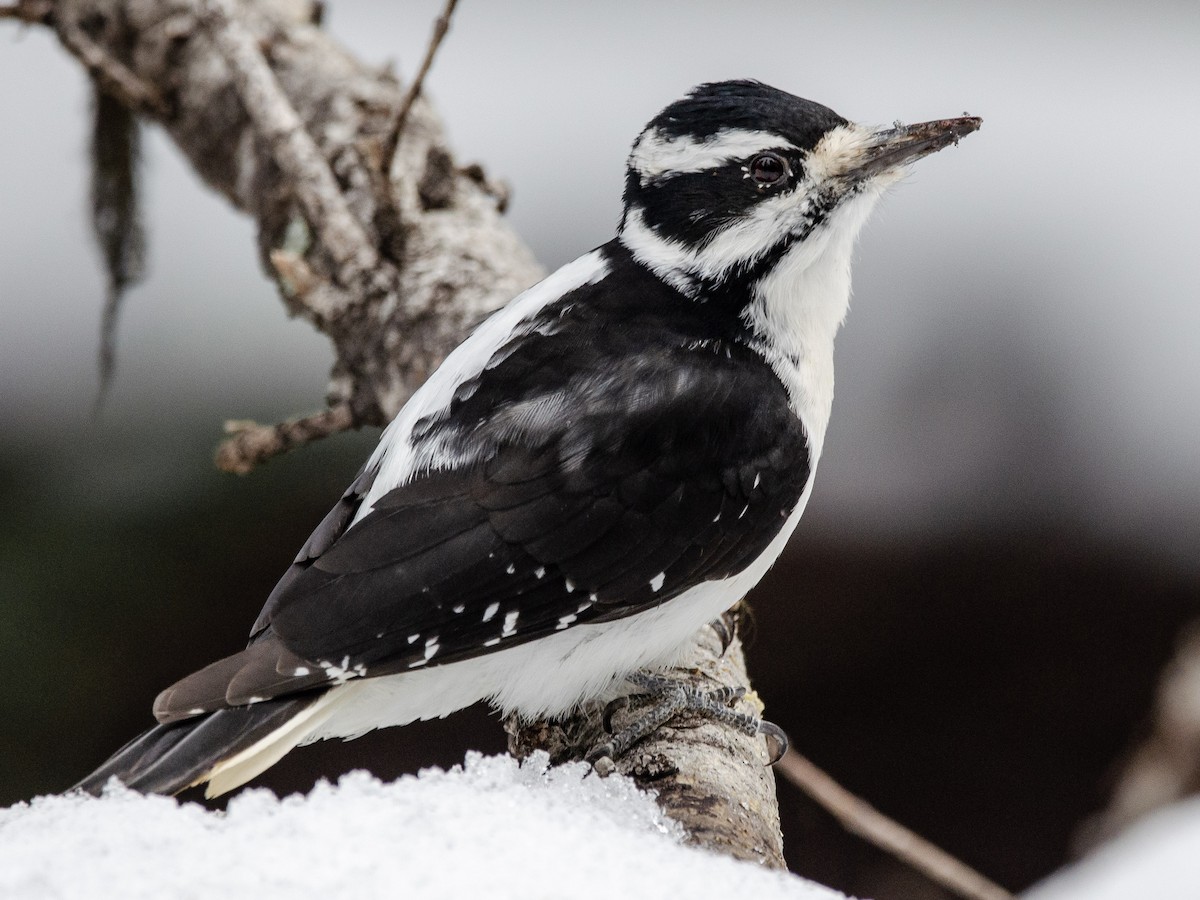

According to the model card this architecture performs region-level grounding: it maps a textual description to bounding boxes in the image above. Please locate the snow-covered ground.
[1023,797,1200,900]
[0,752,847,900]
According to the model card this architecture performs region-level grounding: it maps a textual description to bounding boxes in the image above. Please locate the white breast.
[744,186,883,460]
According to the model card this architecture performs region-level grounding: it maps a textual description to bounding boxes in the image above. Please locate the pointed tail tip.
[72,695,321,799]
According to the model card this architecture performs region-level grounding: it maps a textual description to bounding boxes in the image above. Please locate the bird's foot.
[584,671,789,775]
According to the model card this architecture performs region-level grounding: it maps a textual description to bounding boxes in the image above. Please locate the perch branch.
[506,606,787,868]
[380,0,459,178]
[775,750,1014,900]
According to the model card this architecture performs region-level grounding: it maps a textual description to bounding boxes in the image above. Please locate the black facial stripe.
[626,151,804,247]
[688,189,841,307]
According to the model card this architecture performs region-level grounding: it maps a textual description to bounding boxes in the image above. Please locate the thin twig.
[379,0,459,177]
[55,20,169,116]
[199,0,385,292]
[0,0,52,24]
[775,750,1015,900]
[215,404,356,473]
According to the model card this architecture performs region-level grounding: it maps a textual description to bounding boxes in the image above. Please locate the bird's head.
[619,80,981,298]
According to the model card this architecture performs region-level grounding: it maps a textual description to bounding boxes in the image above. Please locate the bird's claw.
[757,719,789,765]
[585,671,779,773]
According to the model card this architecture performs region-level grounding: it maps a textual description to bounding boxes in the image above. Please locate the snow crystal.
[0,752,849,900]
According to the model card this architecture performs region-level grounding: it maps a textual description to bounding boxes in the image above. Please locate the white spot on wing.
[650,572,665,592]
[319,658,362,684]
[407,634,420,644]
[502,610,519,637]
[452,604,465,614]
[534,567,546,579]
[482,602,499,623]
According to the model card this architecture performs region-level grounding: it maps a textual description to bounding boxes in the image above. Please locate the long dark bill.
[852,115,983,178]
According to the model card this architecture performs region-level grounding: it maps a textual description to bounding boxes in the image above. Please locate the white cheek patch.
[629,127,796,181]
[619,189,817,290]
[617,207,701,296]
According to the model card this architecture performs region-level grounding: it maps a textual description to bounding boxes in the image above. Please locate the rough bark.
[507,607,786,868]
[49,0,542,466]
[14,0,787,867]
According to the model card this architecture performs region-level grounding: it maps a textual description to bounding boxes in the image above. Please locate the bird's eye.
[749,152,790,186]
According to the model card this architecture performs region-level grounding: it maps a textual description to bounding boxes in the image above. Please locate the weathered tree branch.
[217,403,354,475]
[58,14,169,116]
[379,0,458,179]
[0,1,53,26]
[199,0,386,297]
[46,0,542,468]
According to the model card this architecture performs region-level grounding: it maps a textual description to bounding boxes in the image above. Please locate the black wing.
[154,255,811,722]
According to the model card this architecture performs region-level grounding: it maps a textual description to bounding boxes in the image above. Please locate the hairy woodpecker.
[77,80,980,798]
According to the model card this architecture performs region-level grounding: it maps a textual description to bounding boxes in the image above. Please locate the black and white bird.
[78,81,979,798]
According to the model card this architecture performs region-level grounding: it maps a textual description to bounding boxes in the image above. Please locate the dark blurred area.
[2,421,1196,898]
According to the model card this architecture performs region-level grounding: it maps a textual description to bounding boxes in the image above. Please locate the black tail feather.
[74,696,314,796]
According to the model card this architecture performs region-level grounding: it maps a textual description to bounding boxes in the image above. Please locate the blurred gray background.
[4,0,1198,555]
[2,2,1198,896]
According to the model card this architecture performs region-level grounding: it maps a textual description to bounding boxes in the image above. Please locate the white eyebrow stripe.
[629,127,796,180]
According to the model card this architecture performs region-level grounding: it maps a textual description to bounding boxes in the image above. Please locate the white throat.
[743,187,883,462]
